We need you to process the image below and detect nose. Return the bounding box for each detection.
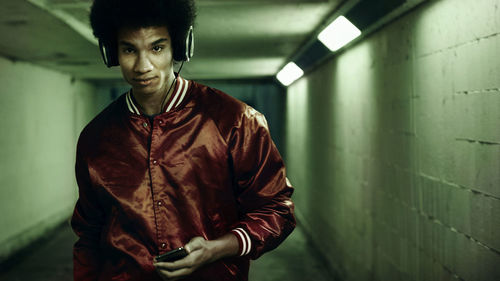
[133,52,153,73]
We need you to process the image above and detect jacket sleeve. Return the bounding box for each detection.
[228,108,296,259]
[71,143,104,281]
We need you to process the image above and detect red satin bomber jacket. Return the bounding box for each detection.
[71,77,296,281]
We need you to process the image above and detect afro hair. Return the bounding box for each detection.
[90,0,196,61]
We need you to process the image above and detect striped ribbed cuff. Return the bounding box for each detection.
[231,227,252,256]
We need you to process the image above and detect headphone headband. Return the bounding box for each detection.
[99,25,195,67]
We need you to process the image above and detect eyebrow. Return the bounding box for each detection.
[151,38,169,45]
[119,38,169,47]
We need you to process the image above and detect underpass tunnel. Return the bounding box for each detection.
[0,0,499,280]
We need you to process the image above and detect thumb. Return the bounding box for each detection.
[185,236,206,254]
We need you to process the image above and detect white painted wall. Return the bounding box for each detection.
[0,56,98,262]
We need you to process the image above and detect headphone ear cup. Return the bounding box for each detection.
[185,25,194,62]
[108,43,119,66]
[172,26,194,62]
[99,40,119,67]
[99,40,110,67]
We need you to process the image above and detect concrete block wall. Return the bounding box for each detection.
[0,56,98,262]
[284,0,500,280]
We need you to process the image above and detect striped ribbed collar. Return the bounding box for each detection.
[125,76,190,115]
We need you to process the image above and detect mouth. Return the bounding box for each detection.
[133,77,157,86]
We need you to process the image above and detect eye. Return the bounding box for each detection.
[122,47,135,54]
[152,45,163,52]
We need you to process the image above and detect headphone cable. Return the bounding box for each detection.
[159,60,185,112]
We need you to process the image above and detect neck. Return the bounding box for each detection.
[132,76,176,116]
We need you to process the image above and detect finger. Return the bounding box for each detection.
[155,267,172,281]
[155,266,183,281]
[154,250,198,270]
[158,267,194,279]
[154,255,194,271]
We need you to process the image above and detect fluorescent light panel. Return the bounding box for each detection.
[318,16,361,52]
[276,62,304,86]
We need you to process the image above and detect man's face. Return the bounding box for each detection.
[117,26,174,97]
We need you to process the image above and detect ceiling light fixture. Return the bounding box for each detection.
[276,62,304,86]
[317,15,361,52]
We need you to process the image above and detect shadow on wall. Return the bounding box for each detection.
[199,79,287,153]
[366,21,416,279]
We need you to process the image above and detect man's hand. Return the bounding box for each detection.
[154,233,239,280]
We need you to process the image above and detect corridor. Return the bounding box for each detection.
[1,0,499,280]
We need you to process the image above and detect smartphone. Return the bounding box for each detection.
[155,247,188,262]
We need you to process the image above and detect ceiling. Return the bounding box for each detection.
[0,0,343,81]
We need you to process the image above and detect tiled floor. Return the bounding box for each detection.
[0,221,334,281]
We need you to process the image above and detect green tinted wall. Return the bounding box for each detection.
[0,56,98,262]
[285,0,500,280]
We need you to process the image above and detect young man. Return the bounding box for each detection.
[71,0,296,280]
